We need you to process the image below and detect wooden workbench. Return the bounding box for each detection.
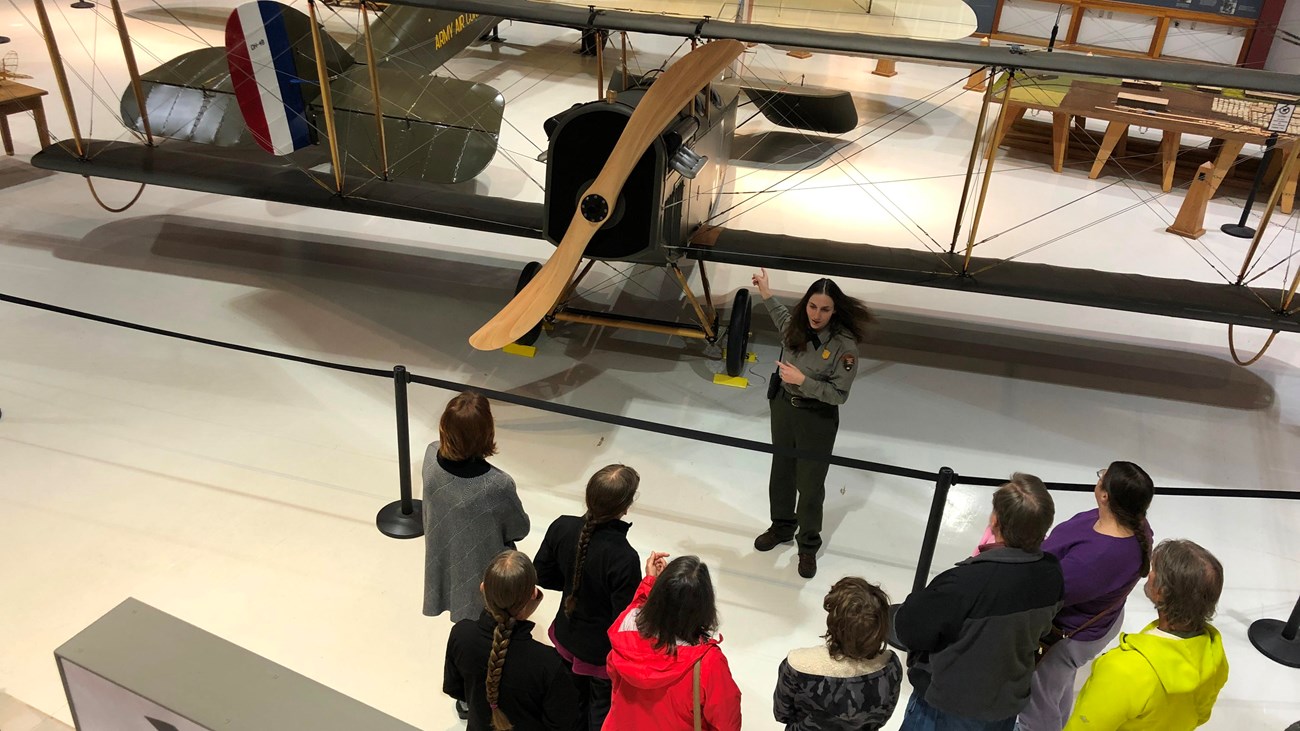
[987,73,1299,210]
[0,81,52,156]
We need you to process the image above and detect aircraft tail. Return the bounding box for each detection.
[225,0,353,156]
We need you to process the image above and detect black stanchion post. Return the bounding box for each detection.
[888,466,956,651]
[913,466,956,594]
[376,365,423,539]
[1248,593,1300,668]
[1221,132,1278,239]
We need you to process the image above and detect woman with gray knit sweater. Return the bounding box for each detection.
[422,391,531,623]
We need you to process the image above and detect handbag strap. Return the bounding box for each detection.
[1063,596,1126,638]
[693,657,703,731]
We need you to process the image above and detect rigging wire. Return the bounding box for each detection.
[962,81,1241,287]
[704,70,970,225]
[702,67,969,267]
[1243,209,1300,286]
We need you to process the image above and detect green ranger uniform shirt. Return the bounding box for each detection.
[766,298,859,406]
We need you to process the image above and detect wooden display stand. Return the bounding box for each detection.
[873,58,898,77]
[0,81,51,155]
[1167,161,1214,238]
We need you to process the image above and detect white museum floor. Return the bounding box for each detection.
[0,3,1298,729]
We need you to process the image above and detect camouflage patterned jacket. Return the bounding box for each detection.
[773,646,902,730]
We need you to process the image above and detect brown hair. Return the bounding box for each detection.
[439,391,498,462]
[566,464,640,616]
[482,550,538,731]
[992,473,1055,552]
[822,577,891,661]
[1101,461,1155,575]
[783,278,873,352]
[1149,539,1223,634]
[635,556,718,653]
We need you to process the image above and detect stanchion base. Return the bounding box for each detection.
[1248,618,1300,667]
[376,499,423,539]
[0,36,11,44]
[1221,223,1256,239]
[70,1,95,7]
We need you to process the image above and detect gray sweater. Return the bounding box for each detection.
[421,442,530,621]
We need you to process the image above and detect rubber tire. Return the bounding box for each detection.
[725,289,752,377]
[514,261,544,347]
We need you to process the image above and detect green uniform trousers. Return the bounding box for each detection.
[768,391,839,553]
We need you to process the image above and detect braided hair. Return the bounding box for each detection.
[1100,461,1155,575]
[783,278,873,352]
[482,550,539,731]
[566,464,640,616]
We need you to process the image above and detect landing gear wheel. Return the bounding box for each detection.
[514,261,544,347]
[725,288,751,377]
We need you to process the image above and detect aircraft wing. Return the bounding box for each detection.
[529,0,976,41]
[32,140,543,239]
[32,138,1300,335]
[684,228,1300,333]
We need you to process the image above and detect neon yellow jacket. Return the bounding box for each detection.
[1064,621,1228,731]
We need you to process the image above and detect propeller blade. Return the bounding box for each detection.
[469,39,744,351]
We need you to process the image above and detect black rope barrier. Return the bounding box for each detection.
[5,289,1300,501]
[0,292,391,378]
[404,371,937,480]
[7,289,1299,664]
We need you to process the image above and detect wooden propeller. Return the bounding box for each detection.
[469,39,745,351]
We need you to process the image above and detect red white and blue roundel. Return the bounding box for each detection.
[225,1,312,156]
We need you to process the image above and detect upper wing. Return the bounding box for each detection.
[528,0,977,40]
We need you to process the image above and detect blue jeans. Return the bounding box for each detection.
[901,693,1017,731]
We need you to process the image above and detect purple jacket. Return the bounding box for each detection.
[1042,509,1151,642]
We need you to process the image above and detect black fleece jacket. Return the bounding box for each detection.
[443,612,579,731]
[896,547,1063,721]
[533,515,641,666]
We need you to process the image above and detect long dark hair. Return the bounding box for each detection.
[482,550,537,731]
[1101,461,1155,575]
[634,556,718,653]
[566,464,639,616]
[783,278,873,352]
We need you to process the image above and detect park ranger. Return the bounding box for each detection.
[751,270,872,579]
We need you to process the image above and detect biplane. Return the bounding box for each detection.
[26,0,1300,374]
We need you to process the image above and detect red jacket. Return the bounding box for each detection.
[603,575,742,731]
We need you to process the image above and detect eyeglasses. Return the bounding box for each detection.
[1096,468,1106,479]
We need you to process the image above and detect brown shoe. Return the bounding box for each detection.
[798,551,817,579]
[754,528,794,552]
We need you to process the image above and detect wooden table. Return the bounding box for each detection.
[0,81,52,156]
[988,74,1299,209]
